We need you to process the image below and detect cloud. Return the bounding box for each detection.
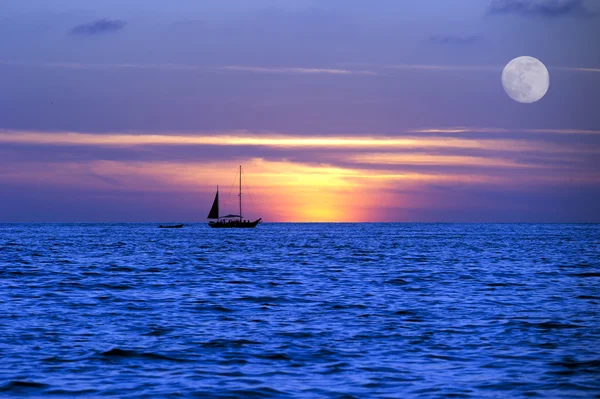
[0,60,376,75]
[555,67,600,73]
[488,0,594,17]
[349,62,600,74]
[409,127,600,135]
[350,153,539,169]
[1,127,597,222]
[0,128,594,154]
[0,60,200,71]
[426,34,481,45]
[384,64,500,72]
[69,19,127,36]
[217,66,377,76]
[3,59,599,76]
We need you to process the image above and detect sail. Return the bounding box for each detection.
[207,189,219,219]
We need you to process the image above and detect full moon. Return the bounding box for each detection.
[502,56,550,103]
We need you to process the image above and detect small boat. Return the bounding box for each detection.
[158,224,184,229]
[207,166,262,229]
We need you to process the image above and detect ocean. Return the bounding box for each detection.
[0,223,599,398]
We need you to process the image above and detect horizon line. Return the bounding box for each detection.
[1,221,598,224]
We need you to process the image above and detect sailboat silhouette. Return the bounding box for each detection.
[207,166,262,228]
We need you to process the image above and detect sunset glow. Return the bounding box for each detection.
[1,0,598,222]
[1,124,598,221]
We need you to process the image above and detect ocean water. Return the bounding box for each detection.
[0,223,599,398]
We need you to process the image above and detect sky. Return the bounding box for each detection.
[0,0,599,222]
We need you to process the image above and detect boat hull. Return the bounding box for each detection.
[159,224,184,228]
[208,218,261,229]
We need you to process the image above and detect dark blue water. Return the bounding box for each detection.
[1,223,599,398]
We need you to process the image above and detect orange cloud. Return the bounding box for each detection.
[0,129,574,154]
[0,157,514,221]
[2,128,598,221]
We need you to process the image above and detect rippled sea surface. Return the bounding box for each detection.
[1,223,599,398]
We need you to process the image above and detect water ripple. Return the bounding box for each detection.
[0,223,599,398]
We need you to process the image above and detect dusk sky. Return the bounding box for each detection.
[1,0,599,222]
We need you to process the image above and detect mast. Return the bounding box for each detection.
[239,165,242,221]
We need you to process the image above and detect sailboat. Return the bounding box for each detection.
[207,166,262,228]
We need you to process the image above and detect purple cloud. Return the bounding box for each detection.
[69,19,127,36]
[488,0,594,17]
